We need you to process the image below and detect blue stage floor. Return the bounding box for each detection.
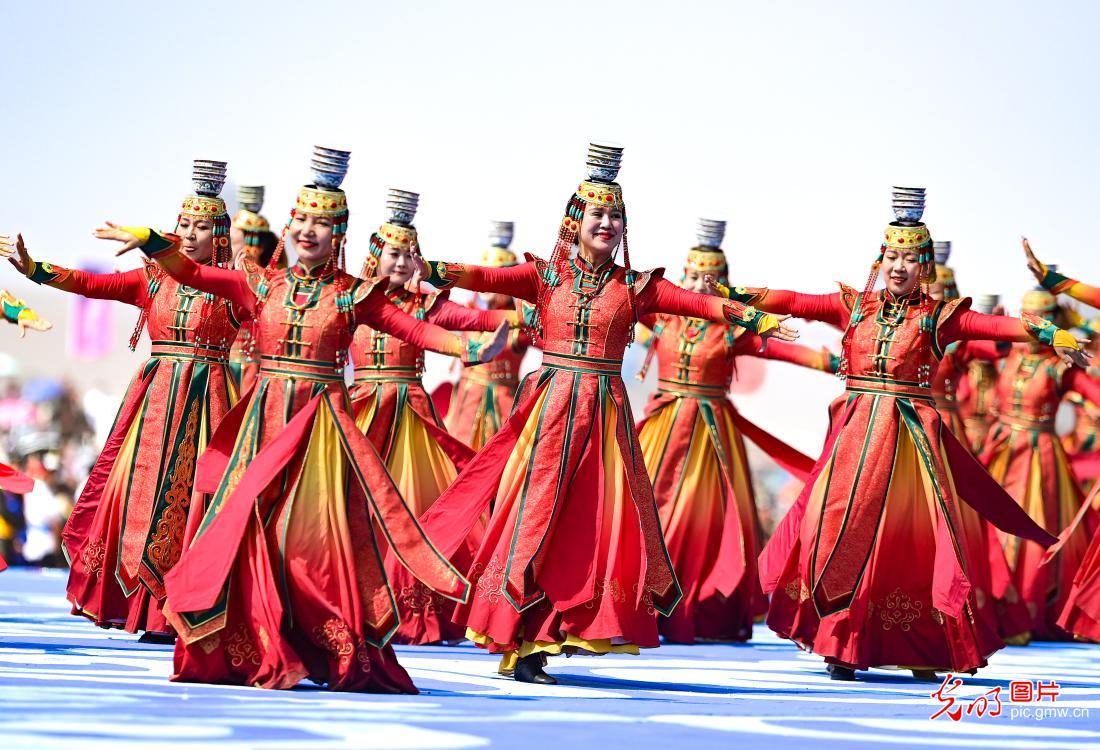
[2,567,1099,749]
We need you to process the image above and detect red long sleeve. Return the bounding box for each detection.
[427,260,541,302]
[357,286,462,357]
[642,278,761,329]
[426,299,513,332]
[1065,368,1100,405]
[31,264,150,307]
[938,310,1035,346]
[754,290,849,329]
[741,337,834,372]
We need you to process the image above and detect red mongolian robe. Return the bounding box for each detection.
[443,326,533,450]
[138,232,470,692]
[418,252,779,671]
[749,285,1058,672]
[348,287,513,644]
[933,341,1032,641]
[958,357,1000,454]
[24,256,239,633]
[979,346,1100,639]
[635,313,829,643]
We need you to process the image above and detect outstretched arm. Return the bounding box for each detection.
[642,278,798,340]
[421,258,541,302]
[707,277,850,328]
[116,226,257,317]
[739,336,839,373]
[356,285,508,365]
[2,232,149,306]
[940,309,1088,368]
[1023,237,1100,307]
[426,298,519,332]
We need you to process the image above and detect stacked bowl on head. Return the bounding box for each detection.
[311,146,351,189]
[974,294,1000,315]
[489,221,515,248]
[697,218,727,249]
[586,141,624,183]
[385,189,420,226]
[237,185,265,212]
[933,240,952,265]
[192,159,227,197]
[891,186,926,223]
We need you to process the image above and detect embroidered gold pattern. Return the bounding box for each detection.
[472,559,506,605]
[400,582,447,616]
[878,587,923,632]
[226,625,262,668]
[81,539,106,579]
[146,400,200,573]
[198,632,221,655]
[312,617,355,667]
[932,608,946,626]
[585,578,627,609]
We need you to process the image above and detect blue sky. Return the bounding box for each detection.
[3,1,1098,448]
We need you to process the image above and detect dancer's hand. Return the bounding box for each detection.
[460,322,509,365]
[0,234,33,275]
[408,245,429,284]
[704,274,729,298]
[93,222,143,256]
[992,303,1006,317]
[1056,343,1092,369]
[16,310,52,337]
[762,314,799,343]
[1022,236,1046,283]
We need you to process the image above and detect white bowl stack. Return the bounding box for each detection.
[891,186,926,223]
[696,218,727,249]
[237,185,265,212]
[933,240,952,265]
[489,221,515,248]
[192,159,228,197]
[311,146,351,190]
[585,141,624,183]
[385,188,420,226]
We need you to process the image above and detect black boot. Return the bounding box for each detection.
[514,654,557,685]
[827,664,856,681]
[138,632,176,645]
[911,669,939,682]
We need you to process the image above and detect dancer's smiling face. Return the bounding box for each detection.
[289,212,335,266]
[377,242,416,288]
[176,214,215,263]
[578,203,624,261]
[880,247,926,297]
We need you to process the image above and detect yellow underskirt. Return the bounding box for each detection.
[466,628,641,675]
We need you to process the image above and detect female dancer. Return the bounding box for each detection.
[636,218,835,644]
[1,162,240,641]
[1018,240,1100,641]
[929,264,1031,643]
[98,147,508,692]
[728,189,1084,680]
[416,143,798,684]
[958,295,1003,453]
[442,221,534,450]
[977,286,1100,639]
[350,191,517,645]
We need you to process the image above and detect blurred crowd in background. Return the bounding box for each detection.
[0,369,107,568]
